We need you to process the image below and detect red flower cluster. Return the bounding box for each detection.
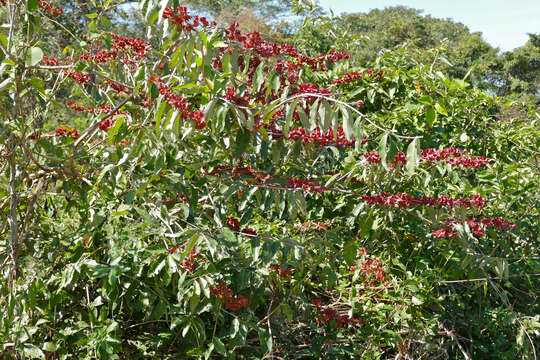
[433,217,516,238]
[362,193,485,209]
[269,264,292,277]
[312,300,362,328]
[38,0,63,16]
[332,70,385,85]
[66,70,91,85]
[296,220,332,232]
[288,126,355,147]
[210,282,248,311]
[163,6,213,32]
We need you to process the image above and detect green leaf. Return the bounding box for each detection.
[234,129,251,157]
[23,344,44,359]
[434,103,448,116]
[341,105,353,140]
[405,138,420,176]
[107,116,125,145]
[378,133,389,167]
[26,47,44,66]
[0,34,7,48]
[253,63,265,92]
[417,95,433,105]
[213,338,226,355]
[27,0,38,12]
[86,13,99,19]
[425,107,436,127]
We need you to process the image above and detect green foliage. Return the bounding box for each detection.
[0,1,538,359]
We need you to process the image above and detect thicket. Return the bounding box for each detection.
[0,1,538,359]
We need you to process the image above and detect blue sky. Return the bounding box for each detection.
[316,0,540,51]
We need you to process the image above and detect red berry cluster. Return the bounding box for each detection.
[210,282,248,311]
[162,6,213,32]
[38,0,63,16]
[432,228,456,239]
[433,217,516,238]
[363,149,491,169]
[296,220,332,232]
[67,101,127,118]
[269,264,292,277]
[225,216,259,236]
[66,70,91,85]
[105,79,131,95]
[170,245,199,273]
[421,148,466,162]
[159,192,188,205]
[332,70,385,85]
[350,248,386,283]
[285,177,326,193]
[55,125,79,139]
[110,34,151,62]
[98,119,115,132]
[225,87,250,107]
[446,156,492,167]
[79,50,117,63]
[363,152,381,164]
[361,193,485,209]
[150,77,205,129]
[189,110,206,129]
[288,126,355,147]
[312,300,362,328]
[42,56,60,66]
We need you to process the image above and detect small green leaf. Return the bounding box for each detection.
[378,133,389,167]
[213,338,226,355]
[405,138,420,176]
[425,107,436,127]
[86,13,99,19]
[417,95,433,105]
[26,47,44,66]
[27,0,38,12]
[341,105,353,140]
[435,103,448,116]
